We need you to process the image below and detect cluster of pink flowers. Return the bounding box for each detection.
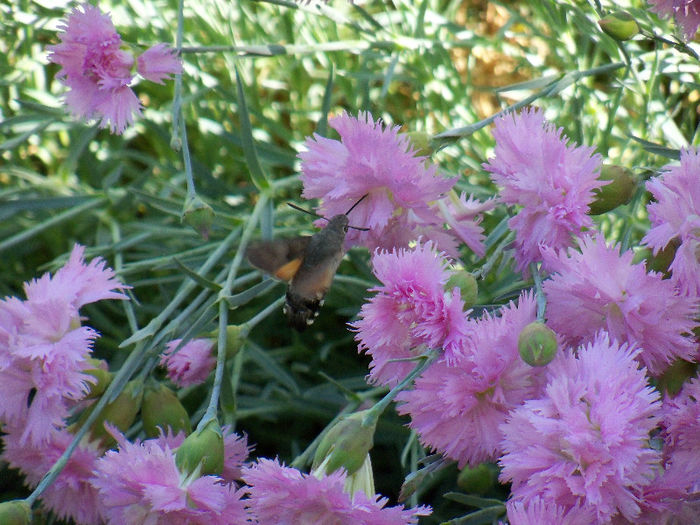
[299,111,494,257]
[47,3,182,134]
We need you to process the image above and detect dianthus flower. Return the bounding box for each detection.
[47,3,181,134]
[0,244,128,444]
[499,332,663,523]
[397,291,547,467]
[648,0,700,40]
[351,242,470,386]
[2,426,104,525]
[504,498,594,525]
[299,112,490,255]
[242,458,430,524]
[542,234,698,375]
[160,337,216,387]
[91,430,249,525]
[483,107,604,273]
[642,147,700,297]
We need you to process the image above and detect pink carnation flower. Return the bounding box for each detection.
[351,242,470,386]
[91,431,249,524]
[642,147,700,297]
[542,234,698,375]
[299,112,470,254]
[483,107,604,273]
[648,0,700,40]
[504,498,594,525]
[499,332,663,523]
[660,376,700,492]
[242,458,430,524]
[47,3,181,134]
[397,291,547,467]
[160,338,217,387]
[2,427,104,525]
[0,244,128,444]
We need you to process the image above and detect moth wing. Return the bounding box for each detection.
[246,237,311,282]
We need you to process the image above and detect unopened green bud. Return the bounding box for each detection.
[404,131,433,157]
[446,271,478,308]
[312,410,377,476]
[83,359,113,399]
[598,11,639,41]
[0,500,31,525]
[83,380,143,446]
[142,383,192,438]
[182,194,214,240]
[175,419,224,476]
[225,325,245,358]
[457,463,498,494]
[518,322,558,367]
[589,165,636,215]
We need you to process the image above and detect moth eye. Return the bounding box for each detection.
[343,224,349,233]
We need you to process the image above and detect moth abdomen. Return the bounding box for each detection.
[284,291,322,331]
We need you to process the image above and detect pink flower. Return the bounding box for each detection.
[160,338,216,387]
[499,332,663,523]
[648,0,700,40]
[351,242,470,386]
[435,192,496,257]
[137,43,182,84]
[0,244,128,444]
[242,458,430,524]
[642,147,700,297]
[222,429,252,483]
[542,234,698,375]
[299,112,469,254]
[504,498,594,525]
[2,427,104,525]
[91,431,249,525]
[47,3,181,134]
[483,107,604,273]
[397,291,547,467]
[661,376,700,490]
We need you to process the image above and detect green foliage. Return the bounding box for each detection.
[1,0,698,523]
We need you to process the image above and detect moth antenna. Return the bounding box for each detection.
[348,225,370,231]
[287,202,329,221]
[344,193,368,216]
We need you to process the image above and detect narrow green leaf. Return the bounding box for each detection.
[173,257,223,292]
[235,66,270,190]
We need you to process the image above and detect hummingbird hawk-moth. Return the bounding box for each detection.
[246,195,367,331]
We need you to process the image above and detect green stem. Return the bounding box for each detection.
[362,348,439,427]
[199,193,270,429]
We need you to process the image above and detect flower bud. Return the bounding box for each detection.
[175,419,224,476]
[312,410,377,477]
[518,322,558,367]
[589,165,636,215]
[446,270,478,308]
[598,11,639,41]
[141,383,192,438]
[83,359,113,399]
[225,325,245,358]
[0,500,31,525]
[82,380,143,446]
[457,463,497,494]
[182,194,214,240]
[404,131,433,157]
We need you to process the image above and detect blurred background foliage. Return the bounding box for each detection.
[0,0,698,522]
